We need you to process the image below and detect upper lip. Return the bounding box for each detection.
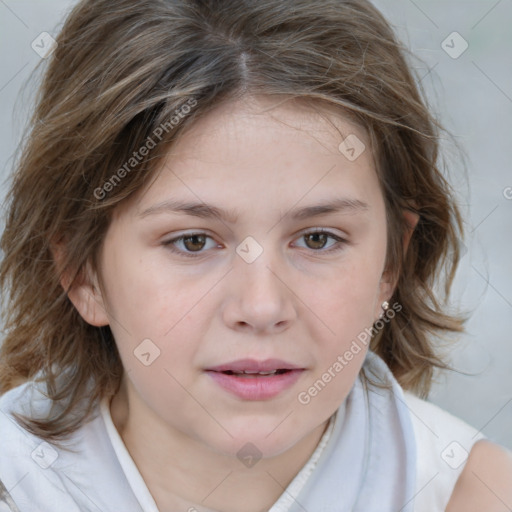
[205,358,304,373]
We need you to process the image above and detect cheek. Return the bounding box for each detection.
[295,250,384,402]
[294,272,377,414]
[99,253,207,388]
[101,247,200,335]
[312,257,383,335]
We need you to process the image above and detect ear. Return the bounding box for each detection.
[376,208,420,317]
[402,208,419,256]
[51,241,110,327]
[377,269,395,317]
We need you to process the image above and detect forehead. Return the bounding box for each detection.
[123,95,382,221]
[172,94,370,164]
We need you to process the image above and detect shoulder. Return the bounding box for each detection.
[446,439,512,512]
[0,382,119,511]
[401,391,488,512]
[0,382,51,506]
[0,379,104,460]
[0,380,37,442]
[0,379,54,433]
[0,381,56,470]
[402,391,481,437]
[402,391,485,459]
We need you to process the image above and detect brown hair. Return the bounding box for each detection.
[0,0,464,441]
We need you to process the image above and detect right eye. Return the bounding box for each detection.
[162,232,221,258]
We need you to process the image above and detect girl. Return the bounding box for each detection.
[0,0,511,511]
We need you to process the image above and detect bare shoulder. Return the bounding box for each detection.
[446,439,512,512]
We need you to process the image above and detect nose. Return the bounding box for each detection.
[221,250,297,335]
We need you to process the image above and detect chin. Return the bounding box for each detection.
[203,424,302,462]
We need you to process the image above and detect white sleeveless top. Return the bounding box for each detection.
[0,351,485,512]
[403,391,486,511]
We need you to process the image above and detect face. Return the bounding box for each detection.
[77,95,392,459]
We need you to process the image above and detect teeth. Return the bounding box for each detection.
[232,370,278,375]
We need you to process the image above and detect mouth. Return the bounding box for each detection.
[205,358,303,374]
[218,368,293,377]
[205,359,305,400]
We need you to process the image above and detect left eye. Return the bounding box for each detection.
[293,229,346,252]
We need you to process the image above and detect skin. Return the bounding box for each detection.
[65,95,512,511]
[446,440,512,511]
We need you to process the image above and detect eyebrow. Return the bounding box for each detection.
[138,197,369,223]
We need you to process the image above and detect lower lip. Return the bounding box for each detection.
[205,370,304,400]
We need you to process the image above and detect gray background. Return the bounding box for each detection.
[1,1,511,449]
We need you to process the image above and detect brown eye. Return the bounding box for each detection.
[294,229,347,254]
[182,234,207,252]
[304,232,329,250]
[163,232,218,258]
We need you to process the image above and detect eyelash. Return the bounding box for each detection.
[162,229,348,258]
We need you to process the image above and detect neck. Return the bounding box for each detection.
[110,378,331,512]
